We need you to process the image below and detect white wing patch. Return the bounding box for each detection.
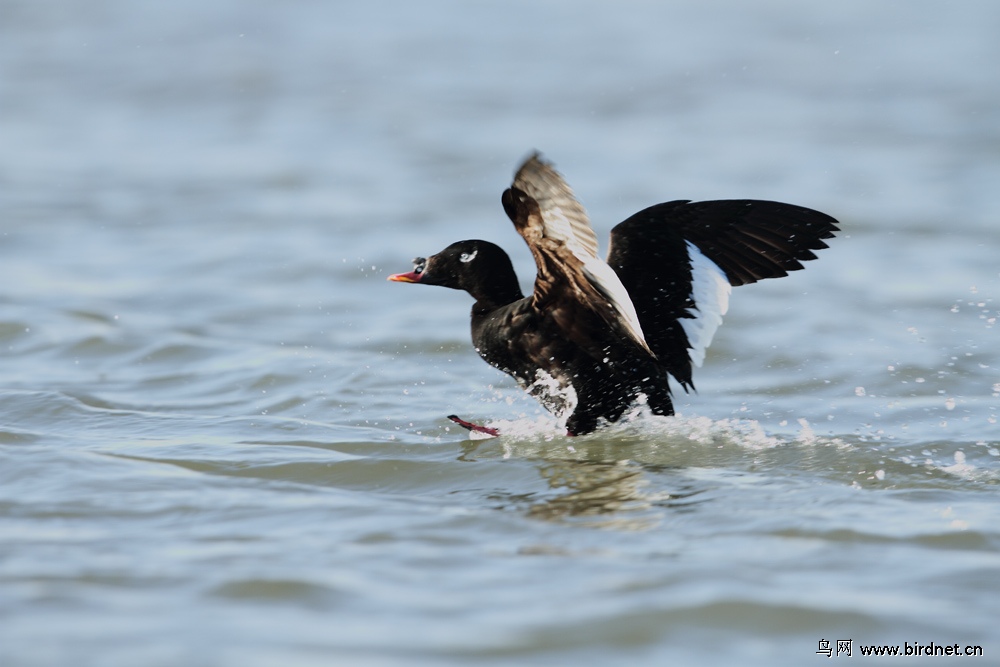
[680,241,731,367]
[581,255,649,353]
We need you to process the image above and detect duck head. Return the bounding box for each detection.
[388,240,523,305]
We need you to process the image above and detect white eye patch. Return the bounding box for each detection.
[459,249,478,263]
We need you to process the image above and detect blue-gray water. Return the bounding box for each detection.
[2,1,998,665]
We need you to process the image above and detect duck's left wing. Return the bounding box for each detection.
[504,152,599,261]
[501,153,650,356]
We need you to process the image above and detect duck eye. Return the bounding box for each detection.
[459,249,478,263]
[413,257,426,274]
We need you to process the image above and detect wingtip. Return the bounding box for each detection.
[517,149,549,173]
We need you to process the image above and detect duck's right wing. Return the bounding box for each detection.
[607,199,839,390]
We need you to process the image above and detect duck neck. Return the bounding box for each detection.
[471,282,524,315]
[465,259,524,313]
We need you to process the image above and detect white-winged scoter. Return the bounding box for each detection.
[389,153,838,436]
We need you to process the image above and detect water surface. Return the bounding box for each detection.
[1,1,998,665]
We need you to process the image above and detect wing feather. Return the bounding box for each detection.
[607,198,838,388]
[509,152,599,261]
[501,154,651,357]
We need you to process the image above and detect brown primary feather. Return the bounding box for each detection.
[502,156,655,359]
[509,153,600,260]
[503,187,638,362]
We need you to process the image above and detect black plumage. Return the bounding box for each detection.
[389,153,838,435]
